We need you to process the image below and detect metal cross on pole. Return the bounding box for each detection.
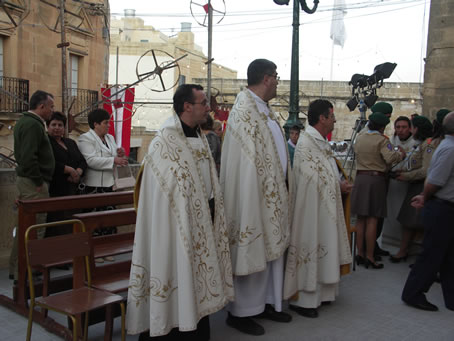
[273,0,319,138]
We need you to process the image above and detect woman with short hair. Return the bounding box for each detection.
[351,112,405,269]
[77,109,128,260]
[46,111,87,236]
[390,116,436,262]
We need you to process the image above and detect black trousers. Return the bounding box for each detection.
[401,199,454,309]
[138,316,210,341]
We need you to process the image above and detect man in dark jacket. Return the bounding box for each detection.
[9,90,55,279]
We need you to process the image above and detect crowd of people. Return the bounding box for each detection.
[11,59,454,340]
[127,58,454,340]
[10,91,129,277]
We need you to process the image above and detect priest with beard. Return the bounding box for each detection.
[284,99,352,318]
[221,59,293,335]
[127,84,234,340]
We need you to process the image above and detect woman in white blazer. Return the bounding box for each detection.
[77,109,128,250]
[77,108,128,191]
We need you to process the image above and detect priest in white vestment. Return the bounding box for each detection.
[284,99,352,318]
[221,59,293,336]
[127,84,234,340]
[383,116,417,252]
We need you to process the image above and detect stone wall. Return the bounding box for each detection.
[0,170,17,268]
[195,78,423,141]
[422,0,454,118]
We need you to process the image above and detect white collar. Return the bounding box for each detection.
[247,88,267,106]
[306,125,327,142]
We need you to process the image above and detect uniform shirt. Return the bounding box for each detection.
[426,135,454,203]
[399,139,436,182]
[354,130,403,172]
[390,135,417,171]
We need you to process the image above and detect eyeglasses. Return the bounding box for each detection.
[268,74,280,81]
[188,100,209,106]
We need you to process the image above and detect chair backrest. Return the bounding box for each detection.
[27,232,91,267]
[25,219,88,268]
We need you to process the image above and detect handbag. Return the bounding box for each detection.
[113,164,136,191]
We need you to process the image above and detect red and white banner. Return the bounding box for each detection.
[101,86,135,156]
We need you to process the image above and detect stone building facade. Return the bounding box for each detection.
[195,77,423,142]
[422,0,454,118]
[0,0,110,266]
[0,0,110,151]
[109,10,237,129]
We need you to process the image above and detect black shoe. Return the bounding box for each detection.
[374,254,382,262]
[226,313,265,335]
[435,273,441,283]
[289,304,318,318]
[321,301,331,306]
[255,304,292,323]
[365,258,384,269]
[355,255,365,265]
[404,299,438,312]
[375,247,390,256]
[389,254,408,263]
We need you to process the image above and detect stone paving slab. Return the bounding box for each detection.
[1,253,453,340]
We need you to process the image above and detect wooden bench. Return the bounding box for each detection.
[0,191,134,341]
[73,208,136,294]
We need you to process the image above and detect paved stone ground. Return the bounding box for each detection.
[1,250,453,340]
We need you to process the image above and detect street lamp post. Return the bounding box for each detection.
[273,0,319,138]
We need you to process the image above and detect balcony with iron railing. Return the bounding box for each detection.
[67,88,99,122]
[0,76,29,114]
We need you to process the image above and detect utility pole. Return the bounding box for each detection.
[273,0,319,138]
[57,0,69,136]
[207,0,213,101]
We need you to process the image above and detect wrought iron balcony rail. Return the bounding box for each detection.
[0,76,29,114]
[68,88,99,121]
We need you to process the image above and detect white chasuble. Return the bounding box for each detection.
[221,89,293,276]
[283,126,352,304]
[127,114,234,336]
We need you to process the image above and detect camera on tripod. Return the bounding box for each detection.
[346,62,397,112]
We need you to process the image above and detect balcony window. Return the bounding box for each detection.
[69,54,79,97]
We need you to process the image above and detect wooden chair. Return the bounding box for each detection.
[25,219,126,341]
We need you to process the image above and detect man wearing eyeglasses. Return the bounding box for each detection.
[128,84,234,340]
[221,59,293,335]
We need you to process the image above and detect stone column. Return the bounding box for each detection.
[423,0,454,118]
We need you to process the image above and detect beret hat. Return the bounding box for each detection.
[411,115,433,136]
[371,102,393,115]
[436,109,451,124]
[369,112,390,126]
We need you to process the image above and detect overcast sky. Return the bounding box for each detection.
[109,0,430,83]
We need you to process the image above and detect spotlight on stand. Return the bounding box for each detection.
[347,96,359,112]
[373,62,397,80]
[346,62,397,112]
[349,74,369,89]
[364,91,378,108]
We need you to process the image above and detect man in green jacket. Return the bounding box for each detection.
[9,90,55,279]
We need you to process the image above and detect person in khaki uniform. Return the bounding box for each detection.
[389,116,434,262]
[351,112,405,269]
[359,102,395,259]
